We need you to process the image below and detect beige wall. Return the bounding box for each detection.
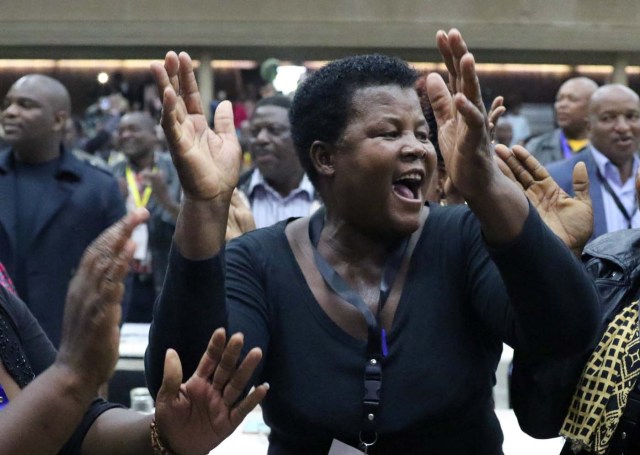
[1,0,639,64]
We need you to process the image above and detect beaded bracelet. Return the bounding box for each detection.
[150,417,177,455]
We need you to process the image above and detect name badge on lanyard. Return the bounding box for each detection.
[328,439,365,455]
[131,223,149,260]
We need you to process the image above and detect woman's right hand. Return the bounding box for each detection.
[56,208,149,392]
[151,51,241,203]
[155,328,268,455]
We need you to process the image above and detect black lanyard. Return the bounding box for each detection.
[596,168,637,229]
[308,209,408,451]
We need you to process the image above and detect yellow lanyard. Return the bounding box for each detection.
[125,166,155,208]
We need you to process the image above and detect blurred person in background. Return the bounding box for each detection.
[237,95,320,228]
[526,77,598,165]
[502,92,531,146]
[111,111,181,322]
[494,118,514,148]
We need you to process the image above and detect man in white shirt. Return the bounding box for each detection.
[548,84,640,240]
[237,95,318,229]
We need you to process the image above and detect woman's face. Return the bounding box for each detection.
[331,85,436,236]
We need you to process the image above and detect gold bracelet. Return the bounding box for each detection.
[150,417,177,455]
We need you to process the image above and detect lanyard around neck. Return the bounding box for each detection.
[0,384,8,410]
[560,131,573,159]
[125,166,155,208]
[596,167,637,229]
[307,208,409,448]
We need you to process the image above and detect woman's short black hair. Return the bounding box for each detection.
[290,54,419,184]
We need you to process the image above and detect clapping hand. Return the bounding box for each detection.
[57,208,149,391]
[432,94,504,206]
[426,29,498,201]
[151,52,241,203]
[426,29,529,243]
[155,328,268,455]
[140,169,169,200]
[226,189,256,241]
[495,144,593,254]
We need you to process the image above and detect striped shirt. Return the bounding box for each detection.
[245,170,318,229]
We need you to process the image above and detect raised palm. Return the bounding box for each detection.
[496,144,593,254]
[426,29,496,199]
[151,52,240,202]
[155,329,268,454]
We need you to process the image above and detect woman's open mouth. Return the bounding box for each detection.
[392,172,423,200]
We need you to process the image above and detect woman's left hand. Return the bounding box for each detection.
[426,28,497,201]
[426,28,529,243]
[154,328,268,455]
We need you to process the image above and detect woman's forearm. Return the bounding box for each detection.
[489,208,599,356]
[0,364,95,455]
[466,173,530,246]
[174,197,231,259]
[81,408,153,455]
[145,246,228,397]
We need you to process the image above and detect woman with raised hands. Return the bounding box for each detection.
[146,29,599,454]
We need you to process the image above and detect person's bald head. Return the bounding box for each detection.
[588,84,640,168]
[589,84,640,114]
[554,77,598,138]
[1,74,72,161]
[11,75,71,115]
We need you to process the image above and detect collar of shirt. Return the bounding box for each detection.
[247,169,315,202]
[590,146,639,189]
[591,146,640,232]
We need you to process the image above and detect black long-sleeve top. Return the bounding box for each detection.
[146,204,599,454]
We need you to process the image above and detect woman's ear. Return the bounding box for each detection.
[310,140,335,178]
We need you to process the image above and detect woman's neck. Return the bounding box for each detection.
[317,217,406,272]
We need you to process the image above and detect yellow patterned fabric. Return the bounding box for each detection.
[561,300,640,454]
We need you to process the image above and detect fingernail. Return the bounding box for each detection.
[262,382,270,390]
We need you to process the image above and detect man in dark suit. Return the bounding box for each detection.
[548,84,640,241]
[525,77,598,165]
[0,74,125,346]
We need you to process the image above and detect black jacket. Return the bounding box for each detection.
[513,229,640,454]
[0,146,125,346]
[563,230,640,454]
[582,229,640,318]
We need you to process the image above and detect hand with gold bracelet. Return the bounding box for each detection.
[0,208,266,455]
